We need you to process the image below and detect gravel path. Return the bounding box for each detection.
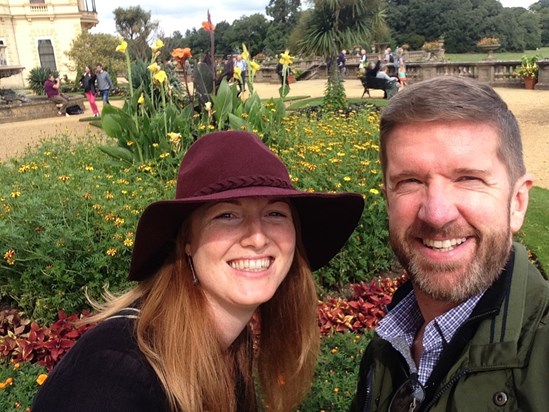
[1,80,547,189]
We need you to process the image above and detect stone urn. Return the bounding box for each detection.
[479,44,500,60]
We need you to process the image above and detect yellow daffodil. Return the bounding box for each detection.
[233,66,242,81]
[137,93,145,104]
[148,62,160,73]
[204,101,212,113]
[115,41,128,53]
[250,61,261,74]
[279,50,294,66]
[153,70,167,84]
[241,43,250,61]
[151,39,164,53]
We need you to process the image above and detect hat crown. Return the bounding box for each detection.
[176,131,294,199]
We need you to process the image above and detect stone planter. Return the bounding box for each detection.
[479,44,500,60]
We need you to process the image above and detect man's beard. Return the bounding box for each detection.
[390,220,512,303]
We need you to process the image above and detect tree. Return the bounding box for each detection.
[113,6,159,61]
[292,0,387,110]
[265,0,302,52]
[223,14,269,56]
[65,32,125,79]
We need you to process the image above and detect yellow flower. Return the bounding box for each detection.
[36,374,48,385]
[204,101,212,113]
[137,93,145,104]
[233,66,242,81]
[279,50,294,66]
[241,43,250,61]
[153,70,167,84]
[167,132,181,144]
[148,62,160,73]
[115,40,128,53]
[106,248,117,257]
[151,39,164,52]
[4,249,16,265]
[369,188,380,195]
[250,61,261,74]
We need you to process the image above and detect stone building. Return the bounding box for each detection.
[0,0,98,88]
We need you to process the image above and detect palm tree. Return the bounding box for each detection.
[293,0,388,109]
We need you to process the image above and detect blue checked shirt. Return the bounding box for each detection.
[376,290,483,385]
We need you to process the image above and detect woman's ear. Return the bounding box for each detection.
[510,173,534,233]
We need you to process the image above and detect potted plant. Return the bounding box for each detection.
[513,55,539,89]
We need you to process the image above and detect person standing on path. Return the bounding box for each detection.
[95,63,113,105]
[79,65,100,117]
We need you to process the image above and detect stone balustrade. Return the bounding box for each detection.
[253,57,549,90]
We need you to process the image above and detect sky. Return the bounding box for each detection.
[90,0,538,37]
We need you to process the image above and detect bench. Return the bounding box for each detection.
[359,76,398,99]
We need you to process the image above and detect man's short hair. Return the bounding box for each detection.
[379,76,525,183]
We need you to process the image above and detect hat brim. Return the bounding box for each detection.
[128,186,364,281]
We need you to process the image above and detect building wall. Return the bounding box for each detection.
[0,0,97,89]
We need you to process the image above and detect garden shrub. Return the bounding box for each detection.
[298,331,372,411]
[0,361,47,411]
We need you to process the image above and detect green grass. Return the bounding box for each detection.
[520,186,549,275]
[445,47,549,62]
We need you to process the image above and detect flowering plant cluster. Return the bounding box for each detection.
[513,55,539,79]
[476,37,500,47]
[421,39,444,51]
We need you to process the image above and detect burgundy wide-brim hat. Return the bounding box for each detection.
[128,130,364,281]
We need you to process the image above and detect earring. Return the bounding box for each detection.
[187,255,199,286]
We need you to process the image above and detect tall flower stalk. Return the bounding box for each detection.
[116,39,133,98]
[202,10,216,94]
[278,50,294,98]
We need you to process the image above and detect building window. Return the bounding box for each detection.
[38,39,56,71]
[0,39,7,66]
[30,0,46,4]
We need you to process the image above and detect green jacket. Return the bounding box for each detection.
[350,243,549,411]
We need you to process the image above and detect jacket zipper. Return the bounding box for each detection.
[422,368,469,411]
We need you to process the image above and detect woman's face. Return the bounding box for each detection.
[85,66,90,73]
[186,197,296,319]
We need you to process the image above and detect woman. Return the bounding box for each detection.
[397,48,408,88]
[79,65,99,117]
[32,130,365,412]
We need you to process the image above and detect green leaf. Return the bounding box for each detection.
[97,146,134,164]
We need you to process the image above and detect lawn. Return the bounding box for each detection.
[445,47,549,62]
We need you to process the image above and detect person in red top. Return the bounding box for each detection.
[44,74,70,116]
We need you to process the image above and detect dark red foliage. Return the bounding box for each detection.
[317,274,408,336]
[0,309,94,371]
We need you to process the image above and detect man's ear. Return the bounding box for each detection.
[510,173,534,233]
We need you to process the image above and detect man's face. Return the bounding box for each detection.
[383,121,531,302]
[96,65,101,72]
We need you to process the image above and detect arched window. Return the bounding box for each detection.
[38,39,56,70]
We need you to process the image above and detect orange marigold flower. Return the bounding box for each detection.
[36,374,48,385]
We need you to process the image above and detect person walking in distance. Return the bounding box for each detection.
[95,63,113,105]
[79,65,100,117]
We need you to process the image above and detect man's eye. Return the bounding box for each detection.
[457,176,482,182]
[214,212,234,219]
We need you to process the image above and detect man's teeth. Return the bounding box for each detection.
[229,258,272,271]
[423,238,467,251]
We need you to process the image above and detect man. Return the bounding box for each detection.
[337,49,347,78]
[350,76,548,411]
[44,74,70,116]
[95,63,113,104]
[375,64,400,99]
